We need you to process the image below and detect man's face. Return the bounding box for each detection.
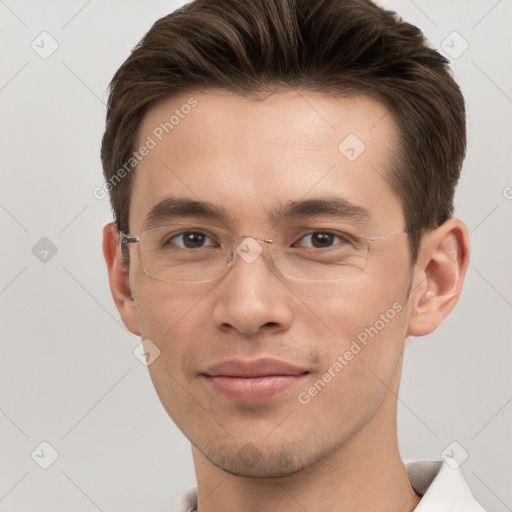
[126,89,413,477]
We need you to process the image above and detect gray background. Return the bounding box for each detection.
[0,0,510,510]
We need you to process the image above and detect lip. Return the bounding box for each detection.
[201,358,309,403]
[203,357,309,377]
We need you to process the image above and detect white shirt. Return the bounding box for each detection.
[170,460,486,512]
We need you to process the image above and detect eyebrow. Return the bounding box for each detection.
[144,195,372,229]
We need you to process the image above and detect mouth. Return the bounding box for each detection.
[201,357,310,403]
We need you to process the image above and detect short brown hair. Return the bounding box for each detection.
[101,0,466,263]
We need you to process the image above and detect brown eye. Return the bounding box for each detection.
[309,232,335,248]
[168,231,215,249]
[295,231,352,249]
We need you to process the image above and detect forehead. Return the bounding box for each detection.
[129,89,403,233]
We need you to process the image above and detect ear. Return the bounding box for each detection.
[102,222,141,336]
[406,218,470,336]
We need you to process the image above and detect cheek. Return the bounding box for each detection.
[132,278,226,383]
[132,282,213,420]
[292,271,409,388]
[289,263,409,337]
[293,282,408,436]
[135,279,211,333]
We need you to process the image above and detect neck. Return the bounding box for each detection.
[191,363,421,512]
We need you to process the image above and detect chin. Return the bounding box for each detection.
[197,438,325,479]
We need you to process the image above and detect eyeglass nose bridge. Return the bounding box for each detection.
[236,233,273,244]
[224,233,274,267]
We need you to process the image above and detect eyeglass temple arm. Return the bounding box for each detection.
[118,232,139,250]
[366,231,408,243]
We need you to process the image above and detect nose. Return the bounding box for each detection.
[212,237,294,335]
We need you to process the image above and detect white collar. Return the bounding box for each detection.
[405,460,486,511]
[170,460,486,512]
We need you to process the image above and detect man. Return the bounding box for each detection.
[101,0,485,510]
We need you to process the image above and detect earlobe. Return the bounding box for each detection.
[102,222,141,335]
[406,218,470,337]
